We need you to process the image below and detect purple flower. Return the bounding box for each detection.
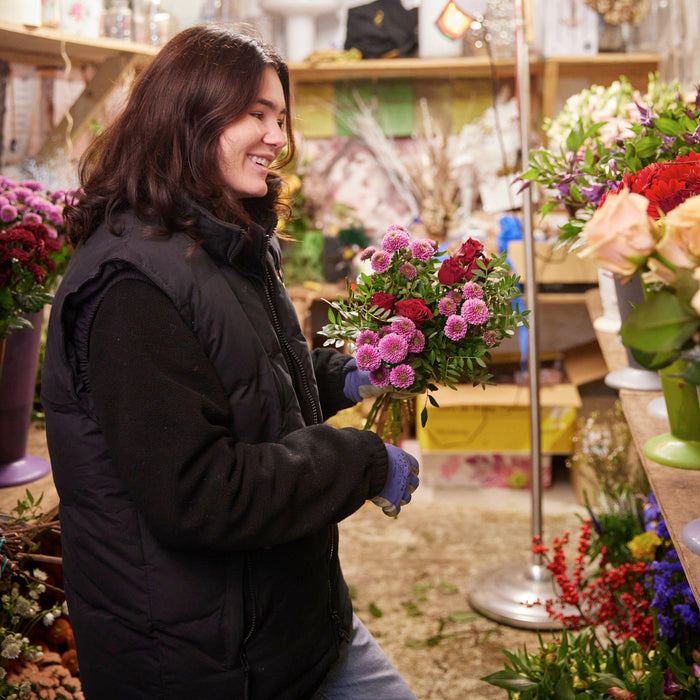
[399,262,417,280]
[47,205,64,226]
[461,281,484,300]
[390,317,416,339]
[357,329,379,346]
[437,295,459,316]
[369,366,391,387]
[370,251,391,273]
[444,315,467,341]
[482,330,497,347]
[21,179,43,191]
[408,330,425,353]
[462,298,489,325]
[13,186,32,202]
[378,333,408,364]
[0,204,17,222]
[389,363,415,389]
[664,669,683,694]
[382,225,410,253]
[360,246,376,261]
[409,238,435,262]
[356,344,382,372]
[692,663,700,680]
[22,212,42,225]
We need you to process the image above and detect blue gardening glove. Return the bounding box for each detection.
[342,359,415,403]
[372,444,420,517]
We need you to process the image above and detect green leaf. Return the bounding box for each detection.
[420,407,428,427]
[481,669,538,691]
[369,602,383,618]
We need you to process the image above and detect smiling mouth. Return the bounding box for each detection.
[249,155,271,168]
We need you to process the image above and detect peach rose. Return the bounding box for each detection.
[657,194,700,270]
[692,267,700,316]
[579,188,657,276]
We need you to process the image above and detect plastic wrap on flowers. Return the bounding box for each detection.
[319,225,529,444]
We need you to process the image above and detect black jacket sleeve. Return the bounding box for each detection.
[87,278,388,554]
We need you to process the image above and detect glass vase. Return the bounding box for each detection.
[644,359,700,469]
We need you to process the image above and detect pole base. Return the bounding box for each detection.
[643,434,700,469]
[0,455,51,488]
[468,561,564,630]
[605,367,662,391]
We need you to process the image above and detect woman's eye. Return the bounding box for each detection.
[277,120,285,129]
[251,112,263,120]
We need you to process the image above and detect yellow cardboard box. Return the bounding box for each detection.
[416,383,581,453]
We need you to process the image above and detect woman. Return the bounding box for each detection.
[41,24,419,700]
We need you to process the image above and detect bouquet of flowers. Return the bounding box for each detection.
[578,153,700,385]
[0,177,72,339]
[319,225,528,442]
[519,75,697,249]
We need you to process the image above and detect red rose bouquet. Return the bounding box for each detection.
[320,225,528,442]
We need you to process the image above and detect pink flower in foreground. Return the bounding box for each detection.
[444,315,467,341]
[378,333,408,364]
[356,344,381,372]
[462,298,489,325]
[370,250,391,273]
[462,281,484,300]
[399,262,417,280]
[0,204,17,222]
[360,246,376,261]
[369,366,391,387]
[390,317,416,339]
[389,363,415,389]
[22,212,42,225]
[408,330,425,353]
[382,225,410,253]
[409,238,436,262]
[482,330,498,347]
[357,329,379,346]
[437,295,459,316]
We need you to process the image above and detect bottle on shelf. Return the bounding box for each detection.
[103,0,133,40]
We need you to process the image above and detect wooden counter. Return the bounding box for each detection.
[586,289,700,605]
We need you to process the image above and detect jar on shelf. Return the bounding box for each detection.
[103,0,133,40]
[133,0,171,46]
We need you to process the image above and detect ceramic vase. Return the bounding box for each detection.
[0,310,51,487]
[643,359,700,469]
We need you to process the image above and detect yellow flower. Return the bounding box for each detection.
[627,531,662,560]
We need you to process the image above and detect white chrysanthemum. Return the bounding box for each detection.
[32,569,48,581]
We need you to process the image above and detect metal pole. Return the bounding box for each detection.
[466,0,560,629]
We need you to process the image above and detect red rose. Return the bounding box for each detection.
[369,292,396,313]
[438,257,469,285]
[464,255,490,281]
[454,238,484,266]
[395,298,433,326]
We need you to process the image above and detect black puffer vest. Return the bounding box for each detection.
[41,208,353,699]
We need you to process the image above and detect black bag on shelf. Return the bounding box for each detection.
[344,0,418,59]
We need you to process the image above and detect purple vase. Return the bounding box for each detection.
[0,310,51,487]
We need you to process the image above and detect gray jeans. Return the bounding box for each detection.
[312,614,418,700]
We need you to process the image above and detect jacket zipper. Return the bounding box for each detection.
[241,555,255,700]
[260,235,321,426]
[328,526,350,644]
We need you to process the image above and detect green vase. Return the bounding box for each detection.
[644,360,700,469]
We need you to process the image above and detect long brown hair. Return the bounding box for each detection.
[65,24,296,246]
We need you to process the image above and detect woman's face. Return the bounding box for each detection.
[218,67,288,201]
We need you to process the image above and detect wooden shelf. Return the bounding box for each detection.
[586,288,700,607]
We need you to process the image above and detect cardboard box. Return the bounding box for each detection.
[416,383,581,454]
[507,241,599,284]
[421,451,552,490]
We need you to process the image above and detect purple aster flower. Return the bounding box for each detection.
[580,183,605,206]
[657,613,674,639]
[461,281,484,300]
[360,246,376,261]
[389,363,415,389]
[378,333,408,364]
[437,295,459,316]
[0,176,14,187]
[22,212,42,225]
[390,317,416,339]
[377,325,392,338]
[357,329,379,346]
[408,330,425,353]
[444,315,467,341]
[0,204,17,222]
[634,101,655,128]
[382,225,410,253]
[462,298,489,325]
[3,189,17,202]
[369,366,391,387]
[0,196,7,207]
[370,250,391,273]
[21,179,43,191]
[47,205,64,226]
[13,186,32,202]
[356,344,382,372]
[482,330,497,347]
[674,603,699,628]
[399,262,417,280]
[409,238,435,262]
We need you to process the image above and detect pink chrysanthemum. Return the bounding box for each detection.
[437,295,459,316]
[444,315,467,341]
[390,317,416,339]
[378,332,409,364]
[462,298,489,325]
[0,204,17,222]
[409,238,435,263]
[22,212,42,225]
[462,281,484,300]
[483,330,498,347]
[408,330,425,353]
[377,325,392,338]
[357,329,379,346]
[369,366,391,387]
[360,246,376,261]
[399,262,417,280]
[370,250,391,273]
[356,344,382,372]
[389,363,415,389]
[382,225,410,253]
